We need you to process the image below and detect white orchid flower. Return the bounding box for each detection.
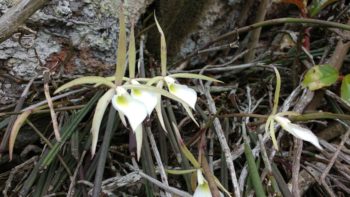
[164,76,197,109]
[193,170,212,197]
[111,86,147,131]
[273,115,323,150]
[135,124,143,160]
[130,80,158,115]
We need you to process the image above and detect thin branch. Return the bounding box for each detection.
[321,128,350,181]
[146,127,172,197]
[43,71,61,142]
[138,170,192,197]
[204,83,241,197]
[176,17,350,65]
[0,78,34,155]
[244,0,269,62]
[0,0,47,43]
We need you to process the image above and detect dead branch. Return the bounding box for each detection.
[0,0,47,43]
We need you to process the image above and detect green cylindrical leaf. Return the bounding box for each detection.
[244,142,266,197]
[55,76,115,94]
[154,13,167,76]
[129,23,136,78]
[341,74,350,103]
[116,9,127,85]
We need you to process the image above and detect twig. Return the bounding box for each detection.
[321,128,350,182]
[0,0,47,43]
[291,89,315,197]
[43,71,61,141]
[204,82,241,197]
[199,135,220,197]
[23,88,88,111]
[0,78,34,156]
[176,17,350,65]
[102,172,141,191]
[244,0,269,62]
[171,62,260,73]
[327,19,350,69]
[292,138,303,197]
[138,170,192,197]
[258,134,281,195]
[67,151,87,197]
[3,156,38,197]
[325,90,350,112]
[146,127,171,197]
[0,105,85,116]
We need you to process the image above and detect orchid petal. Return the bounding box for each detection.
[112,87,147,131]
[155,81,167,132]
[197,169,205,185]
[135,124,143,161]
[274,116,323,150]
[118,111,127,127]
[130,80,158,115]
[194,170,212,197]
[91,88,114,157]
[164,76,197,109]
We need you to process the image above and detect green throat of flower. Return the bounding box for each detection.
[116,95,128,106]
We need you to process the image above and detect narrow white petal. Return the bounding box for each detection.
[274,116,323,150]
[111,88,148,131]
[91,88,114,157]
[168,83,197,109]
[118,111,127,127]
[197,169,205,185]
[155,81,167,132]
[135,124,143,161]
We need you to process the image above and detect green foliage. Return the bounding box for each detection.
[41,91,103,168]
[244,142,266,197]
[341,74,350,103]
[302,64,339,90]
[310,0,338,17]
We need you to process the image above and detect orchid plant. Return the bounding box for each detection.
[54,10,220,160]
[265,67,322,150]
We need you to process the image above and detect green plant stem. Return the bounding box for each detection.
[115,8,127,86]
[290,112,350,121]
[0,105,86,116]
[177,17,350,65]
[272,67,281,115]
[92,106,117,197]
[128,23,136,79]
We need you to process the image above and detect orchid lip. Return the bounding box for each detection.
[111,87,148,131]
[274,115,323,150]
[164,77,197,109]
[130,80,158,115]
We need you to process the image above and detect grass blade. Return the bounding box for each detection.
[41,91,103,167]
[244,142,266,197]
